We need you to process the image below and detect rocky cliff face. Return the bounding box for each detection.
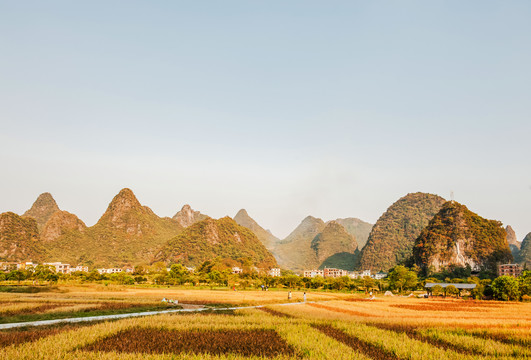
[40,210,87,242]
[234,209,279,250]
[413,201,512,273]
[517,233,531,265]
[505,225,521,260]
[0,212,42,262]
[172,204,208,228]
[155,217,277,268]
[360,192,446,271]
[23,193,60,230]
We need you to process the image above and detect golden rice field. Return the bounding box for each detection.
[0,286,530,359]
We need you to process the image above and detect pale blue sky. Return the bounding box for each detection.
[1,1,530,239]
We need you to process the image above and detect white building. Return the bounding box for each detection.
[16,262,36,270]
[97,268,123,274]
[268,268,281,277]
[71,265,89,273]
[44,262,71,274]
[231,266,243,274]
[360,269,371,277]
[373,271,388,280]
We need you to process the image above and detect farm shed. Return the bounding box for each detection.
[424,282,476,297]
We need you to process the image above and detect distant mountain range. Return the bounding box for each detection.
[0,189,524,273]
[234,209,279,250]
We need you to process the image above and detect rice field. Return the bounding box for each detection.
[0,286,530,359]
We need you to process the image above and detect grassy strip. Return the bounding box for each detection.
[418,328,531,358]
[0,304,62,317]
[334,321,496,360]
[390,302,502,312]
[0,286,58,294]
[0,321,109,348]
[259,307,296,319]
[449,328,531,348]
[307,303,378,317]
[276,322,370,360]
[0,303,181,324]
[366,323,477,356]
[312,324,400,360]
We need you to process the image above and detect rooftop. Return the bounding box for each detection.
[424,282,476,289]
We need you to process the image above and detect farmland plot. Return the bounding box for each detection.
[0,289,530,359]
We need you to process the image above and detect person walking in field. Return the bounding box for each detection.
[288,291,292,300]
[303,292,307,302]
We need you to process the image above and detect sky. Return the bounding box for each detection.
[0,1,530,239]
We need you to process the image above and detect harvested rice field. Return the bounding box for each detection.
[1,286,530,359]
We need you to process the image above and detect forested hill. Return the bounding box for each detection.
[413,201,512,274]
[155,217,278,269]
[359,192,446,271]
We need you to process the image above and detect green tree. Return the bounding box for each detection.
[492,276,520,301]
[445,285,459,297]
[432,284,444,296]
[388,265,417,293]
[518,270,531,298]
[360,276,376,293]
[281,274,301,289]
[169,264,190,285]
[7,270,26,284]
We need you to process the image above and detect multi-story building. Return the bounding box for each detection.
[498,264,522,277]
[268,268,281,277]
[44,262,71,274]
[323,268,349,278]
[0,262,17,271]
[303,269,324,278]
[97,268,123,274]
[16,262,36,270]
[71,265,89,273]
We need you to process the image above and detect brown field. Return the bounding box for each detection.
[0,286,530,359]
[82,328,296,357]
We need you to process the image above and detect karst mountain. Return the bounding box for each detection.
[359,192,446,272]
[234,209,279,250]
[413,201,513,274]
[0,189,523,273]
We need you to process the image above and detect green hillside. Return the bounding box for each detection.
[234,209,279,250]
[413,201,512,274]
[334,218,373,248]
[359,192,446,271]
[0,212,42,262]
[312,221,358,268]
[274,216,326,271]
[155,217,277,268]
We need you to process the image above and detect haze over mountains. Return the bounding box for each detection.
[0,189,526,273]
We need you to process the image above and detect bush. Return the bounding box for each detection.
[492,276,520,301]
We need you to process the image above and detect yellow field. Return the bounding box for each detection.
[1,287,530,359]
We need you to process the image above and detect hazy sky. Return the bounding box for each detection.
[1,1,530,239]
